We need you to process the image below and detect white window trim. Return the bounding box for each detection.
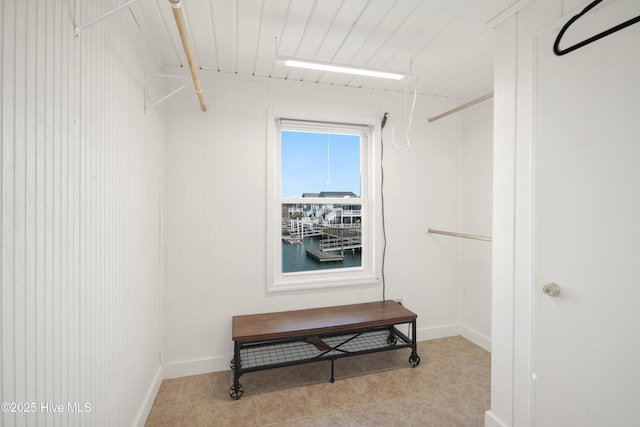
[266,109,382,292]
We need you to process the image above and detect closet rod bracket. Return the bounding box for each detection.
[144,74,192,113]
[427,92,494,123]
[75,0,138,38]
[427,228,492,242]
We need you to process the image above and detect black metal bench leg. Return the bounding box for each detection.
[408,319,421,367]
[229,341,244,400]
[330,359,335,383]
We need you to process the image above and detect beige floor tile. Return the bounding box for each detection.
[269,411,350,427]
[340,401,406,427]
[145,336,491,426]
[254,387,314,425]
[303,380,366,415]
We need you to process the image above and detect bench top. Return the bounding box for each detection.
[232,300,416,343]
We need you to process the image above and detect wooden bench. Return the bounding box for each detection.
[229,300,420,399]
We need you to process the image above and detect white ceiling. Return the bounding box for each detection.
[132,0,523,102]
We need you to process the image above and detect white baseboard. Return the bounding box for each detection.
[460,324,492,352]
[485,410,509,427]
[133,366,163,427]
[416,324,492,353]
[162,355,229,379]
[416,323,461,342]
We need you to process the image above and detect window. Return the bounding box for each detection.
[267,112,381,291]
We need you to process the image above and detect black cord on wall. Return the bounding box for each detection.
[380,112,388,302]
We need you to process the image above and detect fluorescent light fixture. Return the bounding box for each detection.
[275,56,405,80]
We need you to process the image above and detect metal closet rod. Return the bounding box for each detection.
[427,228,492,242]
[169,0,207,112]
[427,92,494,123]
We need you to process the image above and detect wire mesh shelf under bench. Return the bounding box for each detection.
[229,301,420,400]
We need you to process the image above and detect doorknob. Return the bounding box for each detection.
[542,282,561,297]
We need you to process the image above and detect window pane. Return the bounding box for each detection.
[267,115,377,291]
[282,203,362,273]
[281,130,361,198]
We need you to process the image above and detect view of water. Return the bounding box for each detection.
[282,236,362,273]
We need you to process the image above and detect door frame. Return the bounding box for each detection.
[487,1,578,426]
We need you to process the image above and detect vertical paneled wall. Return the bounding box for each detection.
[1,1,162,426]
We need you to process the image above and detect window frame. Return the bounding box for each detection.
[266,110,382,292]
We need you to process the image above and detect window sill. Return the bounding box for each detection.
[267,275,381,293]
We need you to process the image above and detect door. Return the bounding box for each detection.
[533,3,640,426]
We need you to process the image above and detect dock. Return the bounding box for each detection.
[306,249,344,262]
[282,235,302,244]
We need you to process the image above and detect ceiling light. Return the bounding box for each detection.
[275,56,405,80]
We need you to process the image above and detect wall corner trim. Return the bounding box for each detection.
[460,324,492,353]
[485,410,511,427]
[133,366,164,427]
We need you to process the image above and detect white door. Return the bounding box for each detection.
[533,3,640,426]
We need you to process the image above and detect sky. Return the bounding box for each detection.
[281,130,361,198]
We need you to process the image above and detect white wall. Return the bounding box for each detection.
[459,101,493,349]
[161,74,478,374]
[0,1,162,426]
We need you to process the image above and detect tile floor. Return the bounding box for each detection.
[145,336,490,426]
